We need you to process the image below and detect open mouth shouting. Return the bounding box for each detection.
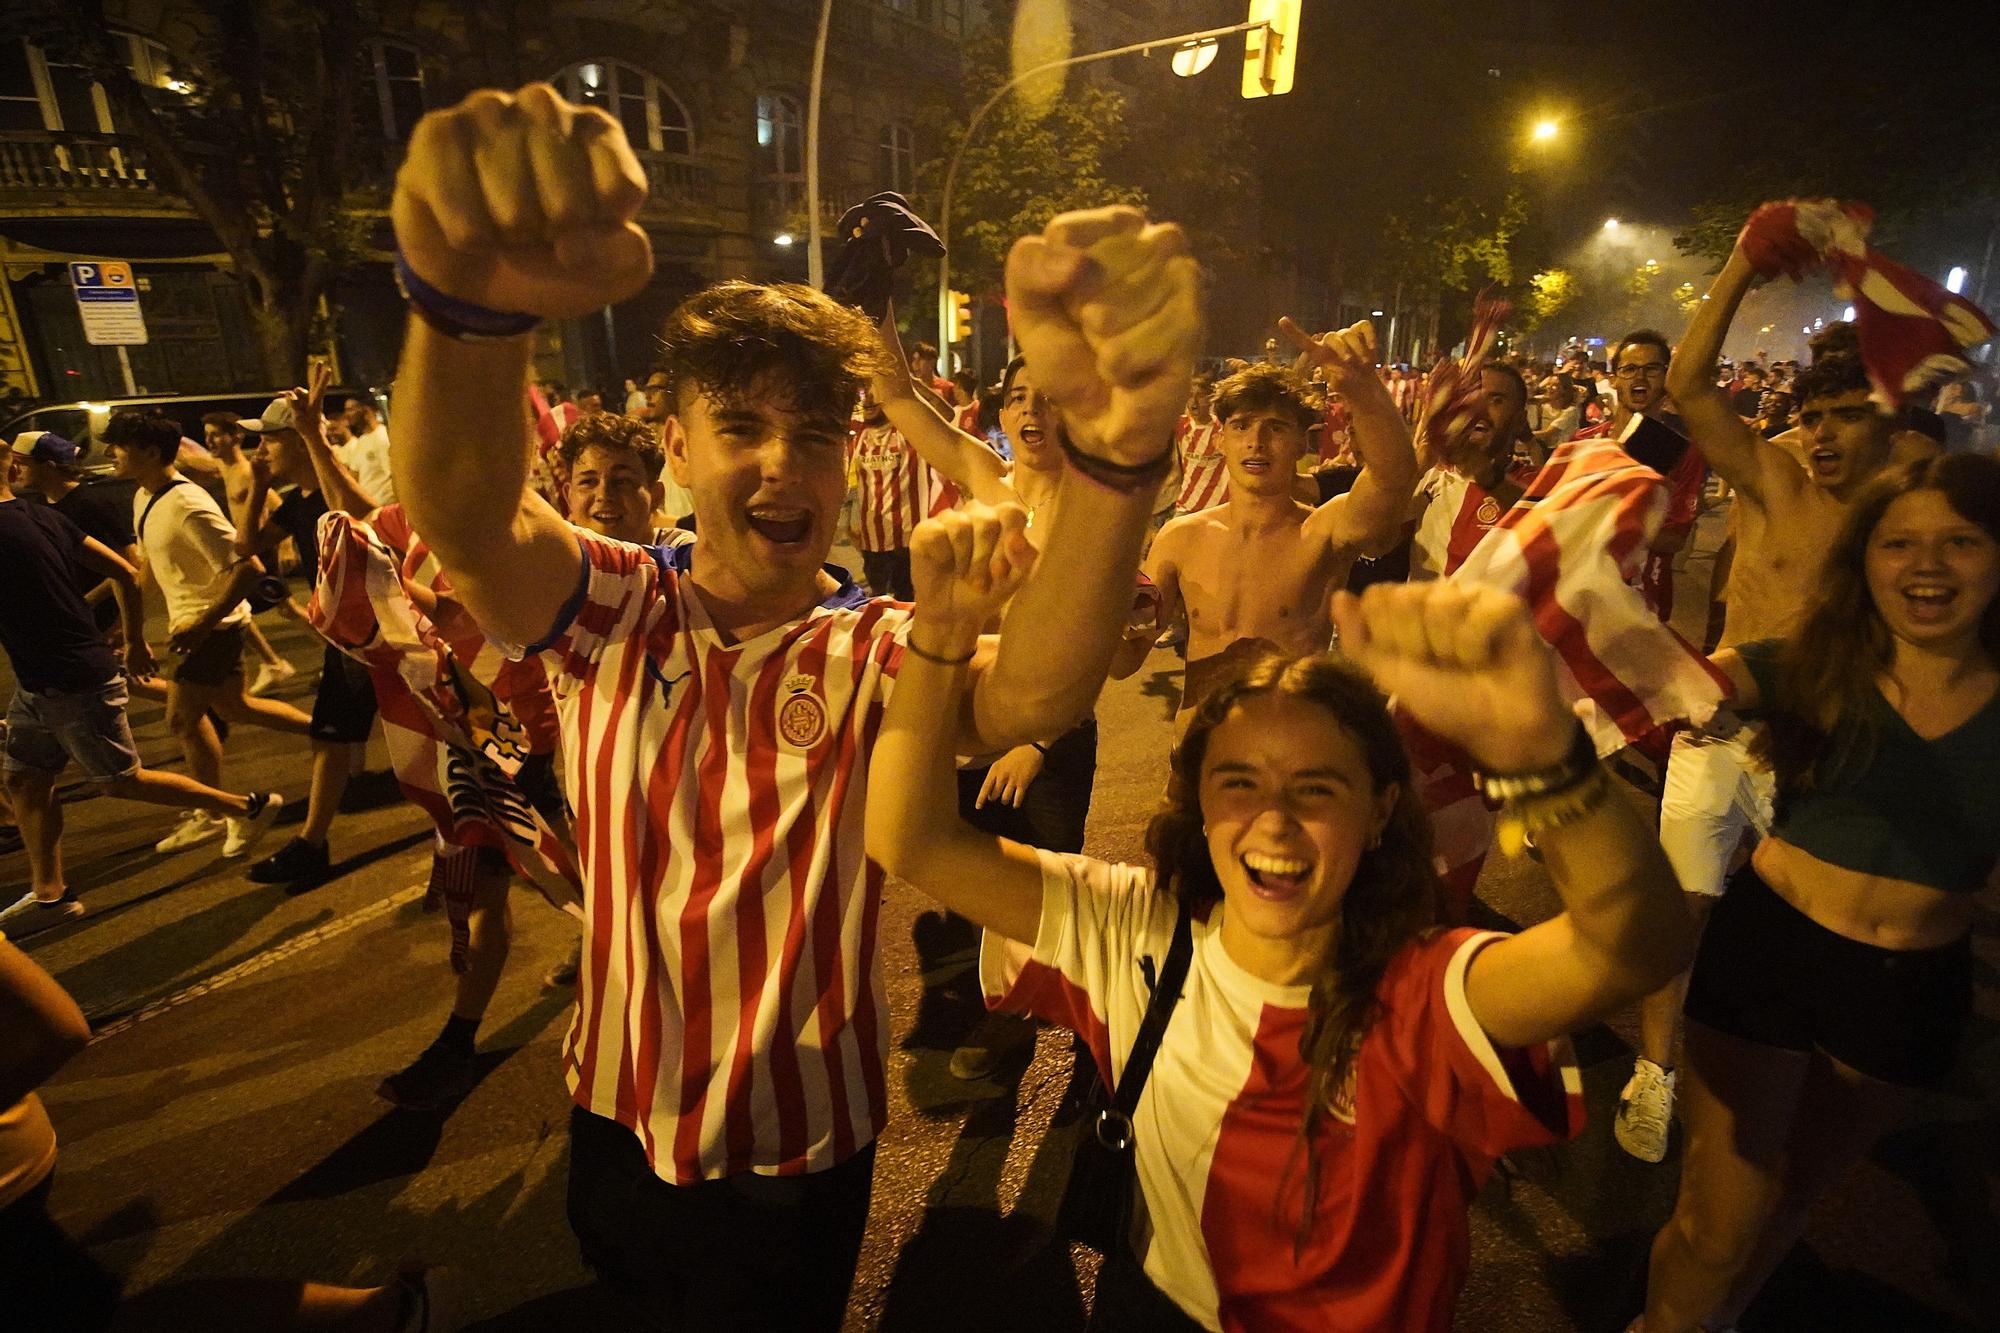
[746,504,814,547]
[1241,850,1314,900]
[1898,581,1960,625]
[1809,448,1843,478]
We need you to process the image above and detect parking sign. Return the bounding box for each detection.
[70,260,148,346]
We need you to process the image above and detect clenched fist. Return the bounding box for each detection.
[1005,207,1203,465]
[909,502,1037,632]
[1332,582,1574,774]
[392,83,654,319]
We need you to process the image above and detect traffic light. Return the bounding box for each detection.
[1242,0,1301,99]
[950,289,972,343]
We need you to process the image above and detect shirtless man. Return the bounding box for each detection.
[1618,235,1905,1164]
[1146,319,1417,722]
[199,411,298,696]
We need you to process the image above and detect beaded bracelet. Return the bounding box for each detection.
[394,251,542,342]
[1474,721,1597,803]
[1494,764,1613,857]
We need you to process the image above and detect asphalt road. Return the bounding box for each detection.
[6,515,1996,1331]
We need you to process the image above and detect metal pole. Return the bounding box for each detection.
[114,345,138,395]
[936,18,1268,378]
[806,0,834,289]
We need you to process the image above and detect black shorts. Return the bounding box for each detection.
[308,644,379,744]
[0,1175,121,1333]
[171,623,246,686]
[957,717,1097,854]
[1684,864,1973,1087]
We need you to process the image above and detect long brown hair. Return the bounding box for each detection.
[1145,653,1443,1249]
[1768,452,2000,794]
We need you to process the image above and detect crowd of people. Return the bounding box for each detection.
[1,80,1996,1333]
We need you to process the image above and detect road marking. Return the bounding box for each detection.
[90,885,427,1043]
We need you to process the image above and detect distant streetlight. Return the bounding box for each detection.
[1946,266,1968,294]
[773,233,795,247]
[1531,118,1559,142]
[1603,217,1620,231]
[1371,309,1385,317]
[1172,38,1219,77]
[1842,305,1856,322]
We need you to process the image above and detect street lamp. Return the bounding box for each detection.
[773,233,795,248]
[1947,266,1968,294]
[1172,38,1219,77]
[1531,118,1559,143]
[1603,217,1620,231]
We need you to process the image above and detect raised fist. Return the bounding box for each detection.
[908,501,1037,629]
[1332,582,1573,774]
[392,83,654,320]
[1005,207,1203,465]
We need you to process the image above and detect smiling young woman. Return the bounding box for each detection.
[868,521,1692,1333]
[1639,452,2000,1333]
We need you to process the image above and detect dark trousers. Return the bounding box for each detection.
[956,718,1098,852]
[861,547,914,602]
[0,1174,121,1333]
[566,1107,875,1332]
[1086,1245,1207,1332]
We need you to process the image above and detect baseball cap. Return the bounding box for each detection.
[9,430,80,465]
[237,398,296,433]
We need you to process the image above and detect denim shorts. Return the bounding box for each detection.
[4,675,140,782]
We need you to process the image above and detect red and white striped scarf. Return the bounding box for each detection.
[1739,198,1997,407]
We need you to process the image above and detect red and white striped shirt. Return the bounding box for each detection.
[1174,416,1229,514]
[527,533,911,1183]
[849,424,928,552]
[984,853,1581,1332]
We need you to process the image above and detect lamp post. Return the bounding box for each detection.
[933,17,1272,376]
[805,0,835,289]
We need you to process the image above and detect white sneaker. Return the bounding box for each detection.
[222,793,285,858]
[155,810,224,854]
[0,890,86,932]
[1615,1058,1677,1163]
[247,659,297,697]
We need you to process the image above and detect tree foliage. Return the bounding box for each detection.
[1372,187,1527,302]
[1517,268,1575,335]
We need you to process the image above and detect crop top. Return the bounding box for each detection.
[1737,639,2000,893]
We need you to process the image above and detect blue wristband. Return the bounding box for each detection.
[393,251,541,341]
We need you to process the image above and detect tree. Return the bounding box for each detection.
[1517,268,1576,336]
[8,0,373,383]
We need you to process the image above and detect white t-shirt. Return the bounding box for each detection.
[132,479,249,631]
[338,424,398,505]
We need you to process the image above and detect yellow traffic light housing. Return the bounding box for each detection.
[950,289,972,343]
[1242,0,1301,99]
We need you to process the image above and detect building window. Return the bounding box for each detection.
[755,90,803,216]
[557,60,692,156]
[363,40,426,141]
[0,40,45,132]
[878,122,914,193]
[0,35,186,135]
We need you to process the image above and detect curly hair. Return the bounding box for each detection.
[1765,452,2000,795]
[1145,652,1443,1250]
[557,411,664,481]
[656,280,895,426]
[1792,352,1874,409]
[98,410,182,462]
[1210,363,1322,431]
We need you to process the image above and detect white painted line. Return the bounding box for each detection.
[90,885,428,1043]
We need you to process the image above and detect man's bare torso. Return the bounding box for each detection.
[1718,481,1848,648]
[1159,500,1350,711]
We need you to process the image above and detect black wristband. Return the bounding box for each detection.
[394,251,541,342]
[1474,720,1597,801]
[1058,428,1174,496]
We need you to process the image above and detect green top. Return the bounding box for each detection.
[1738,639,2000,895]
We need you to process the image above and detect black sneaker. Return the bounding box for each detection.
[376,1041,477,1110]
[246,836,330,887]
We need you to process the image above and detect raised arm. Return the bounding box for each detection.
[873,310,1014,507]
[1666,246,1782,503]
[290,364,379,518]
[388,84,653,647]
[868,512,1046,942]
[1285,318,1418,558]
[957,207,1204,752]
[1334,582,1693,1050]
[77,536,153,679]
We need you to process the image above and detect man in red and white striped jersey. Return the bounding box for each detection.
[1171,375,1227,515]
[1410,362,1537,580]
[847,393,926,599]
[388,83,1202,1329]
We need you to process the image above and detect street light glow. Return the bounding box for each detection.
[1531,118,1559,142]
[1371,310,1385,317]
[1603,217,1620,231]
[1946,266,1968,294]
[1843,305,1856,322]
[773,233,794,247]
[1171,38,1219,78]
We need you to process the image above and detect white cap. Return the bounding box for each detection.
[237,398,295,433]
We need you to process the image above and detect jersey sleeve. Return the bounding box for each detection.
[1374,928,1583,1156]
[1661,446,1708,533]
[505,530,669,690]
[975,849,1174,1085]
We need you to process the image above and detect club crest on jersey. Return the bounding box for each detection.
[1475,496,1502,526]
[777,673,828,749]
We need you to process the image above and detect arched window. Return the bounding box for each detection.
[877,121,914,193]
[360,41,426,141]
[557,60,692,157]
[755,92,802,178]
